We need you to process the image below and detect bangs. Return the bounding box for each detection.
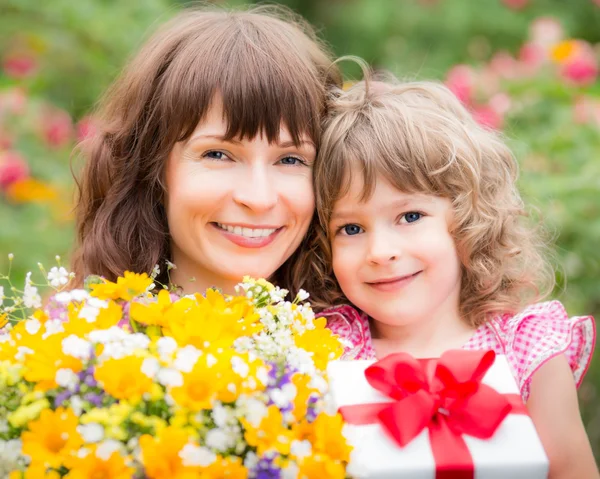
[317,110,443,224]
[154,11,329,147]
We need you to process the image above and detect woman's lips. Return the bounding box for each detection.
[211,222,283,248]
[366,271,422,292]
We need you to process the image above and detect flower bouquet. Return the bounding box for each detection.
[0,261,351,478]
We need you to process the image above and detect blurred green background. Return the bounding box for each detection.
[0,0,599,458]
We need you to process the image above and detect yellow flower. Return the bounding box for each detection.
[200,456,248,479]
[294,318,344,370]
[130,289,174,327]
[22,333,82,391]
[311,413,352,462]
[90,271,153,301]
[0,313,8,329]
[297,453,346,479]
[243,405,294,455]
[291,373,316,422]
[8,398,50,429]
[64,300,123,335]
[170,352,238,411]
[165,290,262,349]
[63,445,134,479]
[21,407,83,470]
[11,464,61,479]
[139,426,199,479]
[5,178,58,204]
[94,355,153,401]
[551,40,580,63]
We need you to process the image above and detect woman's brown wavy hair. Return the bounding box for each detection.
[71,5,341,291]
[306,76,555,326]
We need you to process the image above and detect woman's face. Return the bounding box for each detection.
[165,99,316,294]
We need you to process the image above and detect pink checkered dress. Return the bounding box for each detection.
[321,301,595,402]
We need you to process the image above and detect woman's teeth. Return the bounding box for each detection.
[216,223,278,238]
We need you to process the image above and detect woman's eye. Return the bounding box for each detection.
[278,156,306,166]
[401,212,423,224]
[203,150,230,161]
[341,224,364,236]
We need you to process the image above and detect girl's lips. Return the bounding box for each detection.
[211,222,283,249]
[366,271,422,292]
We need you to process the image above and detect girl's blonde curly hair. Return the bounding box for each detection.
[302,75,555,326]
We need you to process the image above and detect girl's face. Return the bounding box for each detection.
[329,173,462,328]
[166,99,316,294]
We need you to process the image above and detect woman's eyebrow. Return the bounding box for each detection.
[188,133,242,145]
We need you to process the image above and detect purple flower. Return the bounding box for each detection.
[54,389,72,408]
[253,453,282,479]
[306,394,319,422]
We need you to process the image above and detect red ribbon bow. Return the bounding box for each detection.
[339,350,526,479]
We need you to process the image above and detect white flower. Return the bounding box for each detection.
[206,353,217,368]
[0,286,4,307]
[166,260,177,270]
[53,291,73,304]
[70,395,84,416]
[47,266,70,288]
[174,345,202,372]
[77,423,104,443]
[205,428,235,451]
[141,358,160,378]
[78,305,100,323]
[70,289,89,302]
[290,439,312,459]
[151,264,160,279]
[23,272,42,309]
[237,396,268,428]
[212,402,235,428]
[231,356,249,378]
[0,439,23,476]
[179,444,216,467]
[157,368,183,387]
[281,463,300,479]
[87,297,108,309]
[96,439,122,461]
[56,368,79,390]
[156,337,178,360]
[62,335,91,360]
[24,318,41,335]
[43,319,65,339]
[296,289,310,302]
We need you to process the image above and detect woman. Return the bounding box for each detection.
[72,5,341,295]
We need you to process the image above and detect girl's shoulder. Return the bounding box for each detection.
[486,300,595,400]
[318,304,375,360]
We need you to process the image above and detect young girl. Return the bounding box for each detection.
[309,78,598,478]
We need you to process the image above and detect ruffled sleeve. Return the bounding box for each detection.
[489,300,595,401]
[318,305,375,360]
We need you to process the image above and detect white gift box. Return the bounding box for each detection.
[327,354,548,479]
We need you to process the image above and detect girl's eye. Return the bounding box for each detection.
[340,224,364,236]
[278,156,306,166]
[203,150,230,161]
[401,212,423,224]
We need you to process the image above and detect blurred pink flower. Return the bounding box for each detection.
[488,51,521,79]
[41,109,73,148]
[529,18,564,47]
[561,57,598,86]
[0,130,13,150]
[3,53,38,79]
[519,42,547,74]
[76,115,98,142]
[489,92,512,116]
[0,88,27,115]
[0,151,29,191]
[595,0,600,6]
[502,0,529,10]
[472,104,504,130]
[446,65,476,104]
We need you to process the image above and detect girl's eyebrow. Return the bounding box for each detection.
[330,197,431,222]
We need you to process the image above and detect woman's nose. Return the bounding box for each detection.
[232,164,278,213]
